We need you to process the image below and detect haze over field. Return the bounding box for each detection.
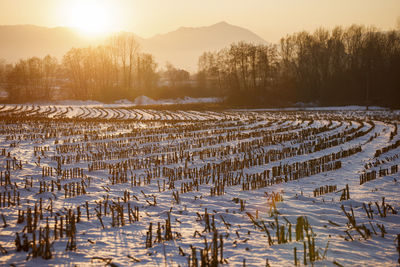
[0,1,399,107]
[1,1,400,267]
[0,22,267,71]
[0,0,399,70]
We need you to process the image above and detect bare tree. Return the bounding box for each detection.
[109,33,140,90]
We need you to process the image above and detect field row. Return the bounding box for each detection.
[0,105,235,121]
[0,108,399,266]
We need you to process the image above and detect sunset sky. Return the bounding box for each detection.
[0,0,399,41]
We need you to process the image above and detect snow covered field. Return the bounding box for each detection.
[25,96,223,108]
[0,105,399,266]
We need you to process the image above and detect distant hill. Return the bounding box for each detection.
[0,22,267,71]
[141,21,267,71]
[0,25,106,62]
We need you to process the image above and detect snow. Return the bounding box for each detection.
[0,106,399,266]
[21,96,223,108]
[237,105,390,112]
[132,95,222,106]
[0,90,8,98]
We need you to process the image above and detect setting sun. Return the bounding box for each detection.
[66,1,115,34]
[1,1,400,266]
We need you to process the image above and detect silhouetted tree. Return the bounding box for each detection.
[199,25,400,107]
[5,55,59,102]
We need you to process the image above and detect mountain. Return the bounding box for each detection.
[142,21,267,71]
[0,25,107,63]
[0,22,267,71]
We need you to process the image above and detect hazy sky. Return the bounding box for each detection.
[1,0,399,41]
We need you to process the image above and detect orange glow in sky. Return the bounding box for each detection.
[64,1,117,35]
[0,0,398,41]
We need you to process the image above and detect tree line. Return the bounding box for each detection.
[1,25,399,107]
[0,33,161,102]
[199,25,400,107]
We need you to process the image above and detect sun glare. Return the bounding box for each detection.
[66,1,115,35]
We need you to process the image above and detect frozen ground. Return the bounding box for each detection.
[0,105,399,266]
[25,96,222,108]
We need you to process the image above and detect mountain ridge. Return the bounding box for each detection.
[0,22,267,71]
